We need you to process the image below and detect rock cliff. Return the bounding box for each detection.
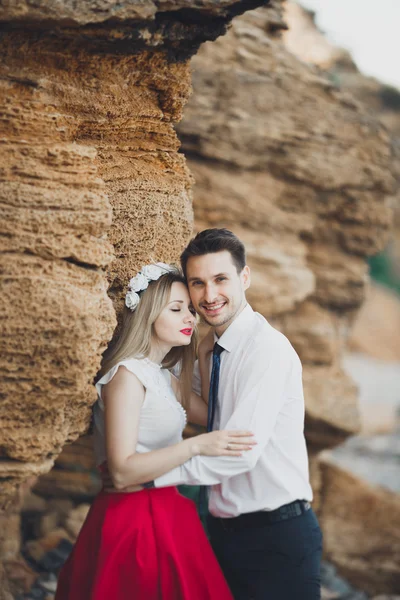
[0,1,268,595]
[281,3,400,594]
[177,4,398,593]
[0,0,269,496]
[1,0,399,596]
[178,3,396,465]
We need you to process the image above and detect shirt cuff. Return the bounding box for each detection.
[155,465,186,488]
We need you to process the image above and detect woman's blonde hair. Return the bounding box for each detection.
[98,269,197,409]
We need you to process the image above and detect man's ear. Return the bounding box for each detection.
[242,265,251,291]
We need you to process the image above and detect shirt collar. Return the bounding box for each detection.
[214,304,255,353]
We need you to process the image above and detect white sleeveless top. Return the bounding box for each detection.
[93,357,187,466]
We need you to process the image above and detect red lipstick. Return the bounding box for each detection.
[180,328,193,336]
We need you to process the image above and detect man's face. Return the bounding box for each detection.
[186,250,250,335]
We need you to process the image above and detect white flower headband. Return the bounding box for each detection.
[125,262,176,311]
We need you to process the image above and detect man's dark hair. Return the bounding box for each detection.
[181,228,246,277]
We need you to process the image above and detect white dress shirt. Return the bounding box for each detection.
[155,304,313,518]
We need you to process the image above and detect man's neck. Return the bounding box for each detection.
[215,301,248,338]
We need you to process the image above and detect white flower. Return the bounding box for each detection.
[141,263,173,281]
[125,263,175,311]
[125,291,140,311]
[128,272,149,293]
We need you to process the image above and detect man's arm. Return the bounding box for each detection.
[155,341,295,488]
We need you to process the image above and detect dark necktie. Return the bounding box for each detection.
[199,342,225,521]
[207,342,225,432]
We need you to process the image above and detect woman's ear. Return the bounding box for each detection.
[242,265,251,291]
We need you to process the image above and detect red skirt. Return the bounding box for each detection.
[55,487,233,600]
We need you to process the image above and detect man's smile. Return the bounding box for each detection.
[201,301,227,316]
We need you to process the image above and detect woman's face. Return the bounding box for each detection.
[153,282,196,348]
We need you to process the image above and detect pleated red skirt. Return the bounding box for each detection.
[55,487,233,600]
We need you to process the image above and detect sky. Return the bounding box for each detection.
[297,0,400,90]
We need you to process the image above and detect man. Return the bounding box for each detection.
[155,228,322,600]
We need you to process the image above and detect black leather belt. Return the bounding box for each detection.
[208,500,311,531]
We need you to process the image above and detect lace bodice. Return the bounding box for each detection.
[93,357,187,466]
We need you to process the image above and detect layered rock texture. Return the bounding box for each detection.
[0,1,268,596]
[177,1,398,593]
[178,2,396,459]
[0,0,267,498]
[1,0,399,597]
[320,448,400,596]
[281,3,400,594]
[284,0,400,294]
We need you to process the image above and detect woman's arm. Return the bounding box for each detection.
[103,366,255,490]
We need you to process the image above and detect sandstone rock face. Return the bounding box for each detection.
[0,5,271,593]
[283,0,400,299]
[180,8,399,592]
[0,0,270,25]
[178,2,396,450]
[281,4,400,594]
[319,452,400,596]
[0,0,268,514]
[348,283,400,362]
[1,0,399,596]
[283,2,352,69]
[344,283,400,435]
[283,2,400,139]
[302,366,360,449]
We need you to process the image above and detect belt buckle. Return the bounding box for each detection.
[276,500,309,522]
[277,502,299,521]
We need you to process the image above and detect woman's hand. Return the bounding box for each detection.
[190,430,256,457]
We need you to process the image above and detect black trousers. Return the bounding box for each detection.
[208,507,322,600]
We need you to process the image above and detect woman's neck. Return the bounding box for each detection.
[148,342,171,366]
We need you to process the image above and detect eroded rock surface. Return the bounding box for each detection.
[178,9,399,592]
[178,3,396,450]
[283,0,400,305]
[0,0,272,25]
[0,0,268,511]
[280,4,400,594]
[319,453,400,596]
[1,1,399,597]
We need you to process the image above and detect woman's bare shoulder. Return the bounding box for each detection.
[103,364,145,399]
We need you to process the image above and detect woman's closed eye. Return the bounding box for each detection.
[172,307,196,316]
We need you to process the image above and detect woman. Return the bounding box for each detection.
[55,263,254,600]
